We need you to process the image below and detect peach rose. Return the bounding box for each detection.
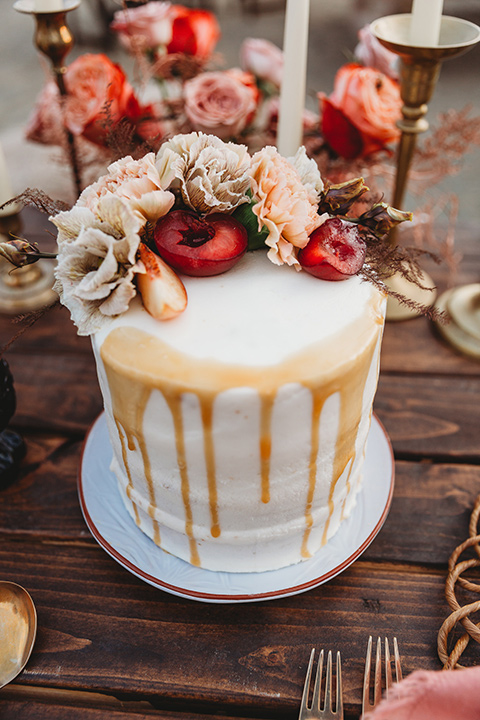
[78,153,175,224]
[250,146,325,267]
[110,2,173,52]
[319,63,402,159]
[183,71,258,140]
[240,38,284,89]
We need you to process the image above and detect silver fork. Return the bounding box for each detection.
[298,648,343,720]
[362,636,403,717]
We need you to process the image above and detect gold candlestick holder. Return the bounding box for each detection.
[371,14,480,322]
[14,0,83,197]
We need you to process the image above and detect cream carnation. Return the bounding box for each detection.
[78,153,174,224]
[155,132,251,214]
[250,146,325,267]
[51,195,145,335]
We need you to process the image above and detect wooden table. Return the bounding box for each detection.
[1,208,480,719]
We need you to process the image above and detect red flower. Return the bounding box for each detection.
[319,63,402,159]
[167,8,220,60]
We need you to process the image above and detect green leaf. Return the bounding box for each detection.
[232,201,269,252]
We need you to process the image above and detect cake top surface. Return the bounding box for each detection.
[94,250,383,368]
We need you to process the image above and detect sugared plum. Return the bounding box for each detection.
[298,217,366,281]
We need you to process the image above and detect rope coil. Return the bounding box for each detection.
[438,494,480,669]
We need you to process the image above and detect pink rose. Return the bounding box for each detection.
[240,38,284,89]
[110,1,174,52]
[183,71,258,140]
[319,63,402,158]
[354,25,399,81]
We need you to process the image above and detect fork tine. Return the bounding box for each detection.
[312,649,324,711]
[385,637,393,695]
[394,637,403,683]
[362,635,373,711]
[336,651,343,716]
[374,637,382,707]
[323,651,332,712]
[300,648,316,716]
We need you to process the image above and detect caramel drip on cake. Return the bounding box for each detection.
[110,386,161,546]
[115,419,141,527]
[163,391,201,567]
[100,296,383,568]
[300,335,376,558]
[200,395,220,538]
[260,394,275,504]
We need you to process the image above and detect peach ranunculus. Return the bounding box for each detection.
[319,62,402,159]
[110,1,174,53]
[77,153,175,224]
[240,38,284,90]
[167,7,220,60]
[250,146,325,267]
[183,71,258,140]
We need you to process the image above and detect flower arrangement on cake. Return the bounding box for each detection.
[1,131,426,336]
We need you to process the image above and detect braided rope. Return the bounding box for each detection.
[437,494,480,669]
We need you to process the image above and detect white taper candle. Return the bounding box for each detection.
[276,0,310,157]
[410,0,444,46]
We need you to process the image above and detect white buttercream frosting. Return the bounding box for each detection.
[92,251,386,572]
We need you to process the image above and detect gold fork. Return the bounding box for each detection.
[362,636,403,717]
[298,648,343,720]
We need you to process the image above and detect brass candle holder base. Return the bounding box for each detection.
[434,284,480,360]
[0,214,57,315]
[0,258,57,315]
[371,14,480,323]
[385,269,437,321]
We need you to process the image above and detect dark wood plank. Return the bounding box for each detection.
[6,352,102,434]
[375,373,480,460]
[0,537,462,717]
[0,686,267,720]
[364,460,480,564]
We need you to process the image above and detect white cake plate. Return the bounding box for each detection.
[78,413,394,604]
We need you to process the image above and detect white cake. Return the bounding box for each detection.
[92,251,386,573]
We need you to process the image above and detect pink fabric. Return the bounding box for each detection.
[365,667,480,720]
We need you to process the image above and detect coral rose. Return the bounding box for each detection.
[183,71,258,140]
[168,7,220,60]
[250,146,325,267]
[319,63,402,159]
[110,1,173,52]
[240,38,284,89]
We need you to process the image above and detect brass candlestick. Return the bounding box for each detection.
[14,0,83,197]
[371,14,480,322]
